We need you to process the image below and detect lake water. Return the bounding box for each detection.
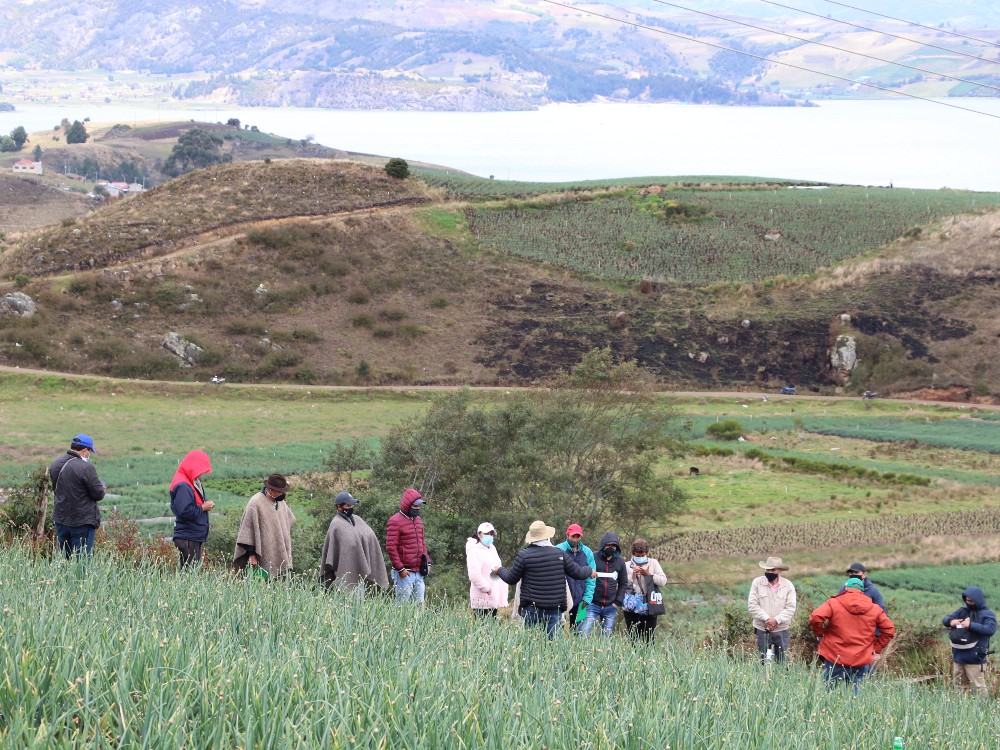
[2,98,999,191]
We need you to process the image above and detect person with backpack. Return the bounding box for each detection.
[942,586,997,694]
[810,576,896,690]
[385,488,430,604]
[579,532,628,637]
[622,538,668,643]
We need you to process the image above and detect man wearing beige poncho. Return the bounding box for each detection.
[233,474,296,578]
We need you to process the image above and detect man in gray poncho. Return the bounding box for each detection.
[319,491,389,595]
[233,474,296,578]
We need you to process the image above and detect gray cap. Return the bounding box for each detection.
[335,491,358,506]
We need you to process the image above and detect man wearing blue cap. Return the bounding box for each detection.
[49,433,107,558]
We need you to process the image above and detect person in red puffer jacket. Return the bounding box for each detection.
[385,488,430,604]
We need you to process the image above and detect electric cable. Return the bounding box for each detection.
[815,0,1000,48]
[642,0,1000,95]
[753,0,1000,66]
[535,0,1000,121]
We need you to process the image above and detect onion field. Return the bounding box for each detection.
[466,187,1000,283]
[1,549,995,750]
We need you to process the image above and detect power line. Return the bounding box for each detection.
[536,0,1000,121]
[643,0,1000,95]
[815,0,1000,48]
[754,0,1000,67]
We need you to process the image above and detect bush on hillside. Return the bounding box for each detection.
[384,157,409,179]
[706,419,744,440]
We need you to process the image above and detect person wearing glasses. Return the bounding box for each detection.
[465,522,508,617]
[622,538,667,643]
[556,523,596,629]
[748,556,797,662]
[233,473,296,578]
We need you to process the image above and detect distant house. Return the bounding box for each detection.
[106,181,130,197]
[12,159,43,175]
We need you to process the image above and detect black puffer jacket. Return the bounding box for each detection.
[49,451,106,528]
[498,544,593,610]
[592,532,628,608]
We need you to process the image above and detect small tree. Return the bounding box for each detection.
[226,118,241,127]
[10,125,27,149]
[32,144,42,162]
[65,120,89,144]
[706,419,745,441]
[162,128,224,176]
[384,157,409,179]
[0,136,15,153]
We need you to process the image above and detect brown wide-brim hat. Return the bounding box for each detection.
[524,520,556,544]
[758,556,789,571]
[265,473,291,492]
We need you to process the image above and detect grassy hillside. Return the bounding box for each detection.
[0,161,998,399]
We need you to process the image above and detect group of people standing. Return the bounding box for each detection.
[749,556,996,693]
[49,434,998,691]
[466,521,667,642]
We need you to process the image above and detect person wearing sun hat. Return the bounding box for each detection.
[810,576,896,690]
[748,555,797,662]
[556,523,596,628]
[233,473,296,578]
[49,433,107,558]
[465,521,509,617]
[494,520,597,638]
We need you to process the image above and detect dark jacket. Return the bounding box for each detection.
[592,532,628,608]
[837,578,886,612]
[170,450,212,543]
[942,586,997,665]
[385,489,429,572]
[49,451,106,528]
[498,544,593,611]
[556,540,596,607]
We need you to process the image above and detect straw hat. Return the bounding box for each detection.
[524,520,556,544]
[758,556,789,571]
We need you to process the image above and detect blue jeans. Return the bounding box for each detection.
[822,660,870,692]
[391,569,426,604]
[522,605,562,639]
[56,523,96,559]
[580,603,618,637]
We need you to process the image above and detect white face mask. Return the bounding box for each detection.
[82,455,90,462]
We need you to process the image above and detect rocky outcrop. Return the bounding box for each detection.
[161,332,203,367]
[0,292,36,318]
[829,335,858,383]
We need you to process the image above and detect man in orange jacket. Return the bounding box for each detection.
[810,577,895,690]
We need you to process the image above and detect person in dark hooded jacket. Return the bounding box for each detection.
[579,531,628,637]
[385,488,430,604]
[942,586,997,694]
[170,450,214,568]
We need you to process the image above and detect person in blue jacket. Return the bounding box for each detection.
[942,586,997,694]
[556,523,596,630]
[837,563,886,612]
[170,450,214,568]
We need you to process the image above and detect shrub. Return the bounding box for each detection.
[351,314,374,329]
[224,321,267,336]
[399,324,426,343]
[13,274,29,289]
[706,419,745,441]
[347,287,370,305]
[355,359,372,382]
[384,157,409,179]
[378,308,407,322]
[372,327,394,339]
[430,296,448,309]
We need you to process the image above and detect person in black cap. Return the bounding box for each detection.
[319,491,389,595]
[233,473,296,578]
[837,563,886,612]
[49,433,106,558]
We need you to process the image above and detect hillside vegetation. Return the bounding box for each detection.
[0,160,998,400]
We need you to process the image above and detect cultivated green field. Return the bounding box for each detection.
[464,187,1000,283]
[1,549,996,750]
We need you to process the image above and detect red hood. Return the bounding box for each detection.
[837,588,876,615]
[400,488,422,513]
[170,450,212,493]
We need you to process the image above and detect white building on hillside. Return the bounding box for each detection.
[12,159,43,175]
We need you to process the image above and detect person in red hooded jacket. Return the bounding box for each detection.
[169,450,214,568]
[385,488,430,604]
[810,577,895,690]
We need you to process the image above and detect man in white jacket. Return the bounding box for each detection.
[748,555,797,662]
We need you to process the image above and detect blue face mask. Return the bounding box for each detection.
[632,556,648,565]
[481,535,494,547]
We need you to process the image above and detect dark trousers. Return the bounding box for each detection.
[174,538,203,568]
[822,660,869,692]
[756,628,790,662]
[473,608,498,618]
[522,605,562,639]
[55,523,96,559]
[624,610,658,642]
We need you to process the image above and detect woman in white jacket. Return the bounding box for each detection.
[623,538,667,642]
[466,522,509,617]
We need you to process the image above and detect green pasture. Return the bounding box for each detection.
[464,187,1000,283]
[1,549,996,749]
